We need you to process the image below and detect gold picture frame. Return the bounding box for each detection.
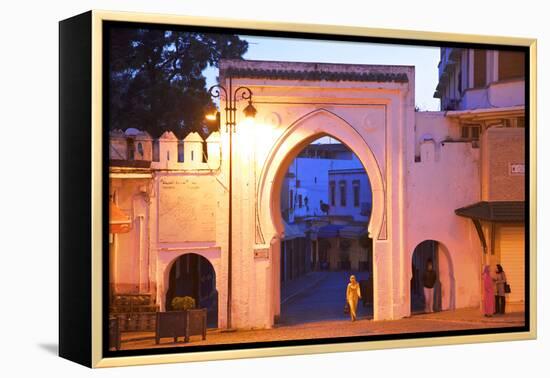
[59,9,537,368]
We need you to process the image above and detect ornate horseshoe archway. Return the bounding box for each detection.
[256,109,386,321]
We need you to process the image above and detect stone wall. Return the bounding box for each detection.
[110,130,221,170]
[109,129,227,326]
[481,127,525,201]
[409,112,482,310]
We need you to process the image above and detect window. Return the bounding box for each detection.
[473,49,487,88]
[339,180,347,207]
[191,150,194,161]
[457,71,462,94]
[353,180,360,207]
[450,72,454,98]
[471,126,480,140]
[498,51,525,81]
[330,181,335,206]
[290,190,294,209]
[298,194,303,208]
[516,117,525,128]
[461,125,480,140]
[137,142,144,158]
[461,126,470,139]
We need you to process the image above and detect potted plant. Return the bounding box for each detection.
[171,296,195,311]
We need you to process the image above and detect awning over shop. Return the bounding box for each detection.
[317,224,345,238]
[110,202,131,234]
[283,221,306,240]
[455,201,524,223]
[339,225,367,239]
[454,201,525,254]
[283,222,368,240]
[444,105,525,122]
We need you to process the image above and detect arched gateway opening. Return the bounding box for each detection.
[165,253,218,328]
[278,137,374,324]
[410,240,455,314]
[255,109,386,324]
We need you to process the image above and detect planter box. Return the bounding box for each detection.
[109,312,158,351]
[155,309,207,344]
[108,317,119,351]
[186,308,207,341]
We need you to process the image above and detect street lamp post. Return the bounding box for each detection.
[208,77,256,330]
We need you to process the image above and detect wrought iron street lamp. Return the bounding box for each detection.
[207,78,256,330]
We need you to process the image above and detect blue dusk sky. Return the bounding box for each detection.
[204,34,441,112]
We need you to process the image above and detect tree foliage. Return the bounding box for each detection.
[108,28,248,138]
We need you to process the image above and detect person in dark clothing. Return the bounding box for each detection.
[494,264,507,315]
[422,259,437,313]
[359,279,369,307]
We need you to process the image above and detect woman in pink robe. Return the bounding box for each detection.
[482,265,495,317]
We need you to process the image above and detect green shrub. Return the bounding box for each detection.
[171,296,196,311]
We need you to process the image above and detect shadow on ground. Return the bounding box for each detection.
[37,343,58,355]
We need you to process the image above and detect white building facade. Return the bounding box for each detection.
[281,144,368,221]
[434,47,526,311]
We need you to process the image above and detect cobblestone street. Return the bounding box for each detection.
[119,307,525,351]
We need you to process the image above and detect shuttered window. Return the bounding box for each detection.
[498,226,525,304]
[474,49,487,88]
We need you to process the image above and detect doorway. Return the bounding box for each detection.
[165,253,218,328]
[410,240,455,314]
[278,137,373,325]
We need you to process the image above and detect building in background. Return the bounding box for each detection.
[281,142,363,222]
[434,47,525,312]
[434,48,525,112]
[279,143,373,285]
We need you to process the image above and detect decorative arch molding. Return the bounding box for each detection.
[256,107,386,246]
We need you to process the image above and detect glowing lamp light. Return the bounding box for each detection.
[243,100,257,119]
[205,112,218,121]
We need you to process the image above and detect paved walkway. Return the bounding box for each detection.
[280,271,372,325]
[118,307,525,351]
[280,271,327,304]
